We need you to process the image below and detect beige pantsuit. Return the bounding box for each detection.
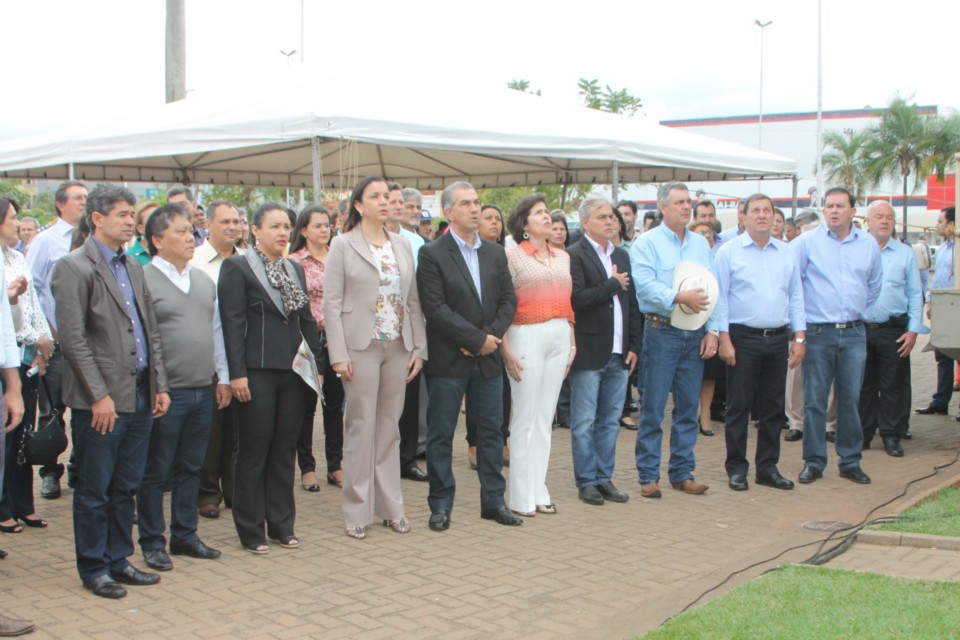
[324,227,428,530]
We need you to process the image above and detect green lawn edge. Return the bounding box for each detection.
[638,564,960,640]
[875,486,960,537]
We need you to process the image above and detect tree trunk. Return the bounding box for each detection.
[901,172,908,239]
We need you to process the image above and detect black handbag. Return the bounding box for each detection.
[17,375,67,467]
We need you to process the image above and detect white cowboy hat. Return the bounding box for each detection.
[670,261,719,331]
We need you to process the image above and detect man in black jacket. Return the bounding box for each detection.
[417,181,519,531]
[567,196,643,505]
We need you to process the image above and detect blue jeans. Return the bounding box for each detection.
[570,354,629,488]
[426,365,506,513]
[137,386,213,551]
[802,324,867,471]
[73,382,153,581]
[635,321,704,484]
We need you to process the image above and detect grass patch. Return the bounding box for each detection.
[876,485,960,537]
[639,564,960,640]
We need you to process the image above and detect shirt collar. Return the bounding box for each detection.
[92,237,126,264]
[583,233,614,257]
[152,255,190,277]
[451,230,481,252]
[53,217,75,236]
[519,239,558,257]
[741,232,780,251]
[824,223,862,243]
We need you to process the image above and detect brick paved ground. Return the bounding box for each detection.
[1,348,958,639]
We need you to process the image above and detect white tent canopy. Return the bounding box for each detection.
[0,75,796,192]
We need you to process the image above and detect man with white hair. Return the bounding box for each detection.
[859,200,926,457]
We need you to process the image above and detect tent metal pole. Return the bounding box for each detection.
[311,137,322,204]
[611,161,619,203]
[791,175,798,216]
[68,162,74,180]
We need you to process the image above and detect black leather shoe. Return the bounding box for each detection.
[400,466,428,482]
[756,470,794,490]
[40,476,60,500]
[784,429,802,442]
[862,439,872,450]
[903,431,913,440]
[597,482,629,503]
[480,506,523,526]
[113,565,161,586]
[825,431,836,443]
[916,404,948,415]
[83,575,127,599]
[882,437,904,458]
[839,466,871,484]
[728,474,749,491]
[170,539,221,560]
[578,485,605,505]
[428,510,450,532]
[143,549,173,571]
[798,466,822,484]
[955,415,960,423]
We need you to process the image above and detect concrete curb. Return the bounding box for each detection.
[857,476,960,550]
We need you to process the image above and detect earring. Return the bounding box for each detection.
[523,232,529,239]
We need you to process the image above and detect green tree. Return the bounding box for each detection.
[818,130,870,204]
[862,96,936,237]
[924,111,960,181]
[507,79,541,96]
[0,180,30,207]
[577,78,642,115]
[477,184,594,222]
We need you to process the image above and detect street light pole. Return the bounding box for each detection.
[754,19,773,150]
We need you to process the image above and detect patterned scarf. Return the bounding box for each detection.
[256,248,309,314]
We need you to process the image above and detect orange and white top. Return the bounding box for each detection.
[506,241,575,326]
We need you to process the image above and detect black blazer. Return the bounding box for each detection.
[217,253,325,379]
[568,237,643,371]
[417,232,517,379]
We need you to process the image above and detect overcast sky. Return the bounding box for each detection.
[0,0,956,140]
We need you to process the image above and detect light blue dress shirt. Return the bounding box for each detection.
[450,230,483,303]
[629,223,718,331]
[790,223,883,325]
[399,228,425,270]
[931,239,954,290]
[714,233,805,333]
[25,217,75,332]
[865,237,929,335]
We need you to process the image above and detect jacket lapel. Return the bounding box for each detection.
[244,250,286,316]
[446,234,481,304]
[84,239,130,315]
[580,238,610,281]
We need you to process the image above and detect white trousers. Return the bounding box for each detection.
[506,318,570,512]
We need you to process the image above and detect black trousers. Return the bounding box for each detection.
[398,371,421,471]
[859,323,911,441]
[724,327,789,477]
[232,369,309,547]
[297,352,344,475]
[0,365,39,520]
[37,350,74,481]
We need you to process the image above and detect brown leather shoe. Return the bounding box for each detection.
[671,479,709,495]
[0,611,36,636]
[198,504,220,519]
[468,447,478,470]
[640,482,662,499]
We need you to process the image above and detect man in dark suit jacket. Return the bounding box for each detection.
[52,184,170,599]
[417,181,520,531]
[567,197,643,506]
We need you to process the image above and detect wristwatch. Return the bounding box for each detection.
[793,338,806,345]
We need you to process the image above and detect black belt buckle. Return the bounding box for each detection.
[761,328,778,337]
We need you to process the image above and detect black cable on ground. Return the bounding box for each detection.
[671,447,960,618]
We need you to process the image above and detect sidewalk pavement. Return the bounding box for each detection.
[1,349,958,639]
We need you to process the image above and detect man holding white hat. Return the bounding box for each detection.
[630,181,718,498]
[715,194,806,492]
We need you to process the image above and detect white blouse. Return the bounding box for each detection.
[4,247,52,346]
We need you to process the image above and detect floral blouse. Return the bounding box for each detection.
[288,247,326,330]
[4,247,52,345]
[369,242,403,341]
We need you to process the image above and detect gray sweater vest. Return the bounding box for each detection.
[143,264,218,389]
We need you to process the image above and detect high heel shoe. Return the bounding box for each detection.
[326,471,343,488]
[698,418,714,437]
[0,522,22,534]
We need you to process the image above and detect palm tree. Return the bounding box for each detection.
[818,130,869,204]
[862,96,932,237]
